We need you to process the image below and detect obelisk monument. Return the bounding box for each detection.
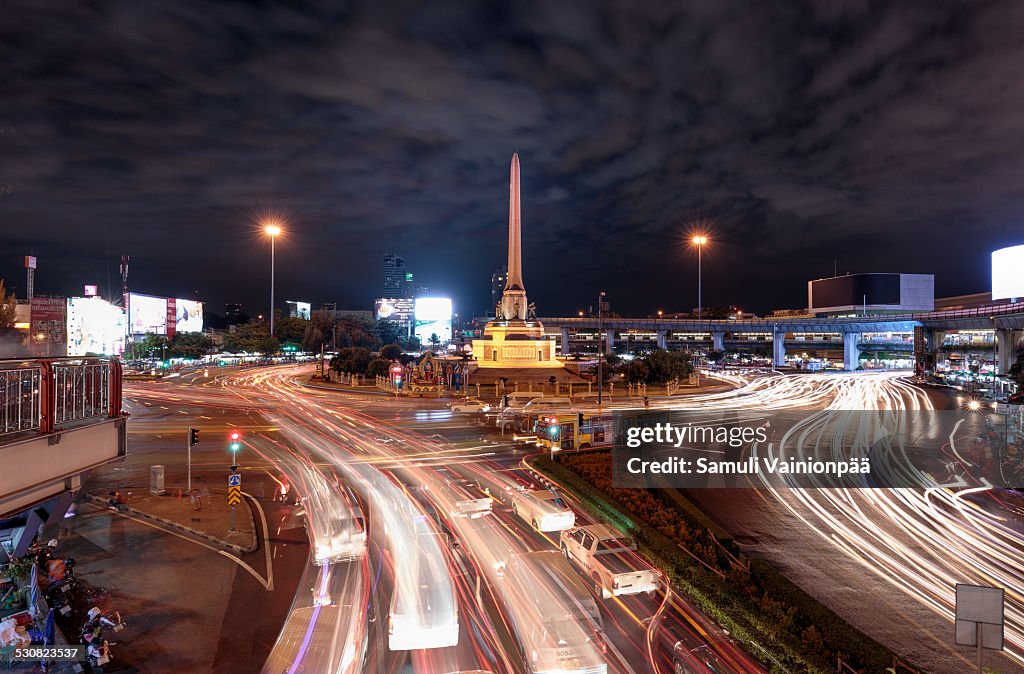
[472,153,559,367]
[500,153,527,321]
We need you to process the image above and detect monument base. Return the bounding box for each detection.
[472,320,561,368]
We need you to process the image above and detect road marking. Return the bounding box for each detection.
[105,507,272,589]
[244,490,275,591]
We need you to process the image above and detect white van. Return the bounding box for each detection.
[522,396,574,412]
[501,391,544,408]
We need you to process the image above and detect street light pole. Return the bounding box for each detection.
[597,291,606,407]
[264,223,282,338]
[691,235,708,320]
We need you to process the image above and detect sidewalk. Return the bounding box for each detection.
[83,472,256,555]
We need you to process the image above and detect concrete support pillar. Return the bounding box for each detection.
[996,329,1020,375]
[711,331,725,352]
[843,332,862,371]
[560,327,570,355]
[773,334,786,368]
[927,330,946,352]
[604,330,614,354]
[656,330,667,349]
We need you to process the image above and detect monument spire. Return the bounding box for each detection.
[505,153,524,292]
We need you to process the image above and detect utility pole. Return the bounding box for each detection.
[597,291,607,406]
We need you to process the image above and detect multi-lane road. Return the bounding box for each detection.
[119,366,1024,674]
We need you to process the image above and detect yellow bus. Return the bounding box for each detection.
[536,412,614,452]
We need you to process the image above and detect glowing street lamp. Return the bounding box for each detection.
[264,223,282,337]
[691,235,708,320]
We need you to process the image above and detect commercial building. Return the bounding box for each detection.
[491,266,507,314]
[225,303,244,324]
[383,253,408,299]
[807,273,934,316]
[314,307,374,323]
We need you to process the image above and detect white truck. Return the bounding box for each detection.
[510,489,575,532]
[559,524,660,599]
[502,550,607,674]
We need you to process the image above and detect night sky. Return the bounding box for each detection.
[3,1,1024,318]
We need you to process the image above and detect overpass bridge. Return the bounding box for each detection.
[1,357,126,557]
[541,301,1024,371]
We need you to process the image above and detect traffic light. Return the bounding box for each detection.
[189,428,200,446]
[229,430,241,452]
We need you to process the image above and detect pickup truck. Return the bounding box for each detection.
[432,466,493,519]
[559,524,660,599]
[510,489,575,532]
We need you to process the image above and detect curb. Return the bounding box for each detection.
[82,493,258,555]
[302,380,393,397]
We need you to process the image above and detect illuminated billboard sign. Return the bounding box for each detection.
[83,285,98,297]
[992,245,1024,300]
[286,300,311,320]
[414,297,452,345]
[67,297,126,357]
[30,296,66,344]
[129,293,167,335]
[375,298,414,324]
[174,299,204,334]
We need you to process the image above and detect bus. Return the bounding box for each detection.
[535,412,615,452]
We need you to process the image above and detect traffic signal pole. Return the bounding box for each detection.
[187,426,192,493]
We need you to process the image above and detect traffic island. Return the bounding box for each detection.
[81,490,257,555]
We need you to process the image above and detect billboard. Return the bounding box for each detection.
[992,245,1024,300]
[129,293,167,335]
[286,300,311,320]
[67,297,125,356]
[83,285,98,297]
[809,274,901,309]
[414,297,452,345]
[30,296,66,344]
[174,299,204,334]
[375,298,414,324]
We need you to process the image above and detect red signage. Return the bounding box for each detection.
[166,298,176,339]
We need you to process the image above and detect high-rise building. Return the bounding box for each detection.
[383,253,407,299]
[491,265,507,313]
[225,303,243,325]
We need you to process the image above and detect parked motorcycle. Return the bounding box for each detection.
[80,607,125,671]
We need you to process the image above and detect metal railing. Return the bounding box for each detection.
[0,357,122,437]
[1,364,42,434]
[53,361,110,425]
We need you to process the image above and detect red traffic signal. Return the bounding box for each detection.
[229,431,240,441]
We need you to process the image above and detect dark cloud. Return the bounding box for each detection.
[2,0,1023,316]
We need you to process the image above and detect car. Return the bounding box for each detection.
[313,485,367,565]
[672,641,728,674]
[1008,391,1024,405]
[510,489,575,532]
[448,398,491,413]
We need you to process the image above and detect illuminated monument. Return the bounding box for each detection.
[472,154,559,368]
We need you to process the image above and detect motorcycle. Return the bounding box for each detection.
[80,607,125,670]
[86,638,113,671]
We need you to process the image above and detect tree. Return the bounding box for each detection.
[405,335,421,351]
[330,347,374,375]
[169,332,213,359]
[429,333,441,349]
[136,334,169,359]
[625,360,650,383]
[0,279,16,329]
[334,317,382,350]
[223,322,279,355]
[380,343,402,361]
[366,358,392,379]
[641,349,693,384]
[376,319,403,347]
[274,316,308,349]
